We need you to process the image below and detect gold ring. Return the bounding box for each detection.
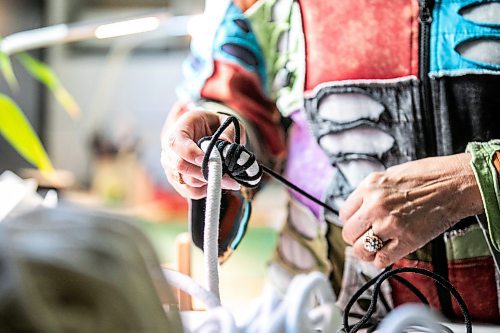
[363,229,384,253]
[177,172,185,185]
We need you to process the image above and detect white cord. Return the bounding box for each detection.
[163,268,343,333]
[163,269,220,309]
[203,146,223,300]
[377,304,447,333]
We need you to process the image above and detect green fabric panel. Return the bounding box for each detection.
[246,0,284,92]
[275,1,306,115]
[467,140,500,252]
[246,0,305,116]
[444,225,491,260]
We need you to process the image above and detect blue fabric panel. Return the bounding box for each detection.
[431,0,500,75]
[179,2,268,100]
[212,2,268,92]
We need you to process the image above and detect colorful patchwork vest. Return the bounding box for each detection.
[180,0,500,323]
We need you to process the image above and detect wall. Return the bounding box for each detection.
[45,0,192,187]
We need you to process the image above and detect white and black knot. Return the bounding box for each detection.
[198,137,262,188]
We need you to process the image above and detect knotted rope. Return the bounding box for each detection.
[162,115,473,333]
[198,116,338,214]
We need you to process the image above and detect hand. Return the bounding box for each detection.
[161,106,244,199]
[340,153,484,269]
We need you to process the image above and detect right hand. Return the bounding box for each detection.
[161,108,244,199]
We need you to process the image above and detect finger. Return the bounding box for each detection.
[373,239,401,269]
[352,233,377,262]
[339,188,364,223]
[351,225,390,262]
[216,114,247,145]
[163,127,205,166]
[167,173,208,200]
[162,151,206,182]
[178,185,208,200]
[342,207,372,245]
[181,175,206,188]
[221,175,241,191]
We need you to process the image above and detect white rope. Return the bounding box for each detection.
[377,304,449,333]
[203,145,223,300]
[163,269,221,309]
[163,269,343,333]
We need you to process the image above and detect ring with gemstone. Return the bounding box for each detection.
[363,229,384,253]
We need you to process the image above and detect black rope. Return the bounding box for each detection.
[343,267,472,333]
[200,116,339,214]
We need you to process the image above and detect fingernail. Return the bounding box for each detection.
[195,156,204,165]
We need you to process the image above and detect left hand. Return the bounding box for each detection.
[340,153,484,269]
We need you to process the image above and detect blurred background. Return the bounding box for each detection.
[0,0,287,310]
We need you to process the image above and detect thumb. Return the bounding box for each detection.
[216,114,247,145]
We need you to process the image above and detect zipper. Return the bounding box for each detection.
[419,0,454,318]
[419,0,436,157]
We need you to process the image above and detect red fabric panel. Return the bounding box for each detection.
[391,257,500,323]
[390,259,442,311]
[201,60,285,156]
[299,0,420,91]
[448,256,500,323]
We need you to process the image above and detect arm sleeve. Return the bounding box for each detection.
[175,0,286,261]
[178,0,286,162]
[466,140,500,251]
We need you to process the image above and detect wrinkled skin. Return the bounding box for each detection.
[161,105,244,199]
[340,153,484,269]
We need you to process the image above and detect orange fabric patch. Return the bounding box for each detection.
[233,0,258,12]
[493,151,500,179]
[298,0,420,91]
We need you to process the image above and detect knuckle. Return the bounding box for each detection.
[342,228,354,245]
[185,146,201,162]
[365,172,382,185]
[174,157,185,171]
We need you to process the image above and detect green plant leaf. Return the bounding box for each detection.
[17,53,80,118]
[0,38,19,91]
[0,93,54,172]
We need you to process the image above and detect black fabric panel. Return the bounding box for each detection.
[190,191,245,256]
[221,43,258,67]
[233,18,250,33]
[432,74,500,156]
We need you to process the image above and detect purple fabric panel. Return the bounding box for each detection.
[285,110,334,219]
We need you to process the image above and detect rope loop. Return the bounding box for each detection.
[198,116,262,188]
